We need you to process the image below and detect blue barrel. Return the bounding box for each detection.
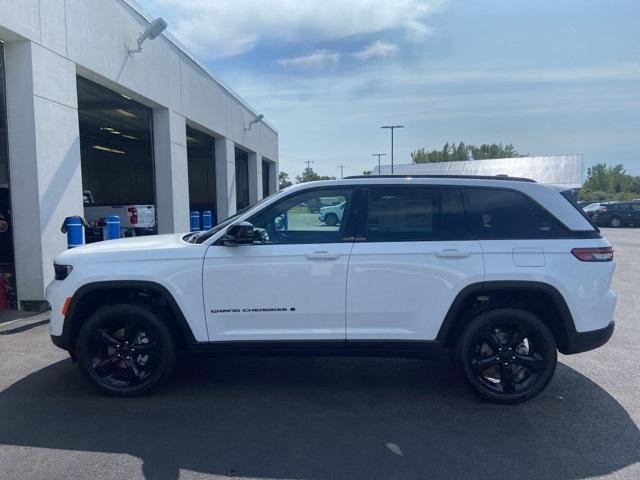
[66,217,84,249]
[106,215,121,240]
[202,210,212,230]
[190,211,200,232]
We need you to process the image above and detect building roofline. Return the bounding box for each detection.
[119,0,278,135]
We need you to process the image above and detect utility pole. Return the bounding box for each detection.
[371,153,387,174]
[337,165,346,178]
[380,125,404,174]
[304,159,314,171]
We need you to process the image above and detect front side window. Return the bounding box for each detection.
[249,188,354,244]
[466,188,565,239]
[365,187,441,242]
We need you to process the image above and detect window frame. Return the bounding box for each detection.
[235,185,360,245]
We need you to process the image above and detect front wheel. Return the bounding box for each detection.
[76,303,176,396]
[324,213,339,226]
[455,308,557,404]
[609,216,622,228]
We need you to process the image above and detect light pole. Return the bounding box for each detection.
[371,153,387,174]
[380,125,404,174]
[337,165,346,178]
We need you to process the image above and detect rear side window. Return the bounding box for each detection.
[465,188,566,239]
[366,187,440,241]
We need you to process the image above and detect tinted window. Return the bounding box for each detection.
[466,188,565,239]
[249,188,353,244]
[366,187,441,242]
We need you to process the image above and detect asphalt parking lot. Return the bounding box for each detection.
[0,228,638,480]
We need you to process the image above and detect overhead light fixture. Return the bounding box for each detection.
[186,135,198,142]
[115,109,137,119]
[100,127,115,131]
[93,145,125,155]
[110,131,121,135]
[128,17,168,54]
[121,134,138,140]
[121,94,133,100]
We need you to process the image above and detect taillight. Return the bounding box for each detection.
[571,247,614,262]
[128,207,138,224]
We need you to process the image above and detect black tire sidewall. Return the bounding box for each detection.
[610,216,622,228]
[325,213,338,226]
[455,308,557,404]
[76,303,176,396]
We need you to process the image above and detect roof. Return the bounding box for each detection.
[372,155,583,189]
[120,0,278,135]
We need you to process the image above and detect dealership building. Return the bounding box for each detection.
[0,0,279,310]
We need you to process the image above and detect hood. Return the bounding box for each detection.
[54,233,198,264]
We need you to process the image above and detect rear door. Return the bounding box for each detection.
[346,185,484,341]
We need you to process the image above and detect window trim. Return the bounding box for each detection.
[232,185,360,246]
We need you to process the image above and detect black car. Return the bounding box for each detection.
[591,201,640,227]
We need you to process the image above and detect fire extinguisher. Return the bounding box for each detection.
[0,276,7,310]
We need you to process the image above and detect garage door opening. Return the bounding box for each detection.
[77,77,156,236]
[187,126,217,223]
[235,148,249,211]
[0,42,16,309]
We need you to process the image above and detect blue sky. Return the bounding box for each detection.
[138,0,640,179]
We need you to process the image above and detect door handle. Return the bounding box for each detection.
[435,249,471,258]
[305,251,340,260]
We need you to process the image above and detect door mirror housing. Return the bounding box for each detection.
[222,222,255,245]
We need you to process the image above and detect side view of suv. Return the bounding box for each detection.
[319,200,345,226]
[590,201,640,228]
[46,176,616,404]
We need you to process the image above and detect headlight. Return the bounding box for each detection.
[54,264,73,280]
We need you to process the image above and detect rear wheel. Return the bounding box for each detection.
[455,308,557,404]
[609,216,622,228]
[324,213,339,226]
[76,303,176,396]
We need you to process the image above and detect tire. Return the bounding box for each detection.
[324,213,339,226]
[75,303,176,396]
[454,308,557,404]
[609,216,622,228]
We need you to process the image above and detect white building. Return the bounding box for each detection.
[372,155,583,189]
[0,0,279,310]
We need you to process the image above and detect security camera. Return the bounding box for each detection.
[128,17,168,54]
[245,114,265,131]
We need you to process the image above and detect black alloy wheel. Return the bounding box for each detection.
[609,216,622,228]
[456,308,557,404]
[76,304,176,396]
[324,213,339,226]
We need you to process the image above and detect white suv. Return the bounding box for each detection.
[46,176,617,403]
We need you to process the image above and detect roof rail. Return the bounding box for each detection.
[343,174,536,182]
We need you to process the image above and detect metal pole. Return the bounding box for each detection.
[380,126,403,175]
[371,153,386,174]
[338,165,345,178]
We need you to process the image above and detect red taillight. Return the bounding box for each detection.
[571,247,614,262]
[127,207,138,225]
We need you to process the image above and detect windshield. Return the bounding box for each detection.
[194,192,278,244]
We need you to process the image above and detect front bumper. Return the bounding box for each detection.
[564,321,615,354]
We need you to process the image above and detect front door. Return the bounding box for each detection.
[346,186,485,341]
[203,187,356,341]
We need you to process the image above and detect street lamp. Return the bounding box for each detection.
[380,125,404,174]
[371,153,387,174]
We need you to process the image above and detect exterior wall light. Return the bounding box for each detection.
[128,17,168,54]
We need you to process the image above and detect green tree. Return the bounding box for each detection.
[362,170,372,175]
[581,163,640,200]
[278,171,292,189]
[295,167,336,183]
[411,142,526,163]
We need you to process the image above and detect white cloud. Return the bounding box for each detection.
[151,0,443,58]
[353,40,399,61]
[278,50,341,69]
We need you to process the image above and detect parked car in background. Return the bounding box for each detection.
[318,200,345,226]
[582,202,605,218]
[591,201,640,227]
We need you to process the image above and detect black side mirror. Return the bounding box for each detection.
[222,222,255,246]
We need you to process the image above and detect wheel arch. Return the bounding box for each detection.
[437,281,576,354]
[61,280,197,356]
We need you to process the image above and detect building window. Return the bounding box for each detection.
[187,126,216,221]
[235,148,249,210]
[262,159,270,197]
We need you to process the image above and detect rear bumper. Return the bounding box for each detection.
[563,321,615,354]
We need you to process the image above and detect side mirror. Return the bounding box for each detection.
[222,222,255,246]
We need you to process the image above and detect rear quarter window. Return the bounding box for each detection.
[465,188,567,239]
